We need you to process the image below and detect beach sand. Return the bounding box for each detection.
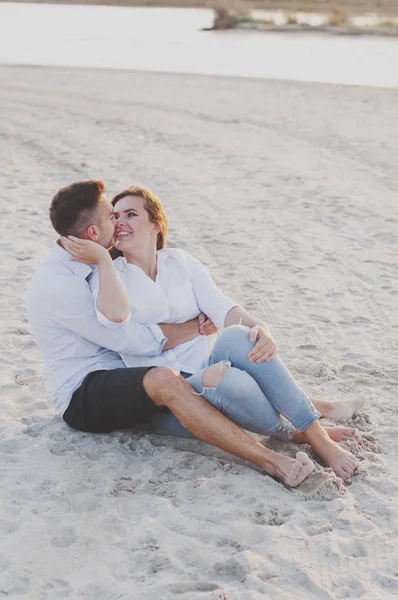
[1,65,397,599]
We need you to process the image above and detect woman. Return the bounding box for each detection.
[62,186,363,481]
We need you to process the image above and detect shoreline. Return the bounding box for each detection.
[4,62,398,91]
[206,21,398,37]
[1,0,397,37]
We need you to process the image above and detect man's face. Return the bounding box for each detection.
[95,196,116,248]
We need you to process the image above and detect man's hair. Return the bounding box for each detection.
[49,180,106,237]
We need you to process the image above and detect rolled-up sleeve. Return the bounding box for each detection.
[50,278,167,357]
[92,289,131,329]
[184,251,238,329]
[89,262,133,329]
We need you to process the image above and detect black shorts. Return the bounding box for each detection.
[63,367,157,434]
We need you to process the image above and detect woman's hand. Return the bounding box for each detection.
[60,236,110,265]
[198,312,219,336]
[248,326,277,363]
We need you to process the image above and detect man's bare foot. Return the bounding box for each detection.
[268,451,315,488]
[313,396,365,421]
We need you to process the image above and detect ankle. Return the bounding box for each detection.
[314,399,336,418]
[258,446,280,473]
[293,431,307,444]
[305,422,332,448]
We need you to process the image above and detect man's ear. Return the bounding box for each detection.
[86,225,99,242]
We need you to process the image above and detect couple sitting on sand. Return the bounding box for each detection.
[28,180,364,487]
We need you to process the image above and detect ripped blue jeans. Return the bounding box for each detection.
[150,325,320,441]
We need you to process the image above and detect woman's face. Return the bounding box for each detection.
[113,195,159,253]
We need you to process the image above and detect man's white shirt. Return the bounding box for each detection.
[27,244,166,416]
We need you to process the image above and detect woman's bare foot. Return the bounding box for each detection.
[293,426,357,444]
[320,442,358,480]
[305,423,358,480]
[268,451,315,487]
[313,396,365,421]
[323,426,357,442]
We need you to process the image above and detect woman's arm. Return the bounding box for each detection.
[225,305,277,363]
[183,251,238,329]
[224,305,271,334]
[61,236,130,323]
[60,238,213,348]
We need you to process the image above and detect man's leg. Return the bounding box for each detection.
[143,367,314,488]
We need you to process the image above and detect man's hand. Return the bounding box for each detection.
[198,312,219,336]
[60,236,110,266]
[248,326,277,363]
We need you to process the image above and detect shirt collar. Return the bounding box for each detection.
[52,241,93,279]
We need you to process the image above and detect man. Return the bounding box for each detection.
[27,180,316,487]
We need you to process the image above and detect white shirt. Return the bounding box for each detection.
[88,248,237,374]
[27,244,167,416]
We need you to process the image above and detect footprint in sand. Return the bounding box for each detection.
[0,552,12,572]
[41,578,71,599]
[50,526,77,549]
[211,557,247,582]
[1,573,30,596]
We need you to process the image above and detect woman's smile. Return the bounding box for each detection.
[114,229,133,245]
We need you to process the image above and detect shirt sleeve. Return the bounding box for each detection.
[49,276,167,357]
[181,250,238,329]
[89,262,131,329]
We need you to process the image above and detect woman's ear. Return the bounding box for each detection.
[86,225,99,242]
[152,222,161,235]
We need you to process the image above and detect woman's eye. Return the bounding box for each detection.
[127,212,136,218]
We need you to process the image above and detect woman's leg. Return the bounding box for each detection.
[212,328,364,422]
[211,327,320,434]
[151,365,356,443]
[151,364,296,441]
[310,397,366,421]
[210,326,358,479]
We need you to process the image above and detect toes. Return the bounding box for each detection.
[341,429,358,441]
[284,454,314,487]
[336,468,350,480]
[296,451,312,465]
[342,458,357,476]
[341,468,353,479]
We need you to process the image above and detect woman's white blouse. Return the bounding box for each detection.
[88,248,237,374]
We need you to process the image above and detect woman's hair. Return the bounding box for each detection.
[110,185,168,258]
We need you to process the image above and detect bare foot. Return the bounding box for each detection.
[324,426,358,443]
[293,426,357,445]
[315,439,358,480]
[270,451,315,488]
[314,396,366,421]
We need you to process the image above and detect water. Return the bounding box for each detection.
[0,3,397,87]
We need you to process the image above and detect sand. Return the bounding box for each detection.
[1,65,397,599]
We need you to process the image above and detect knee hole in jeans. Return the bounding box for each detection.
[201,363,230,390]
